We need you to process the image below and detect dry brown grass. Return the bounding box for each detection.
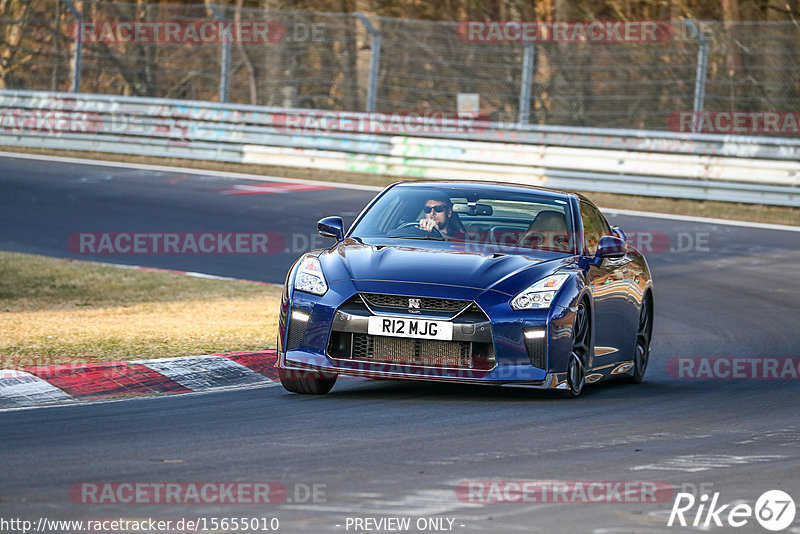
[0,252,282,368]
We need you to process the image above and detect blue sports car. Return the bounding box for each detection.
[277,181,654,397]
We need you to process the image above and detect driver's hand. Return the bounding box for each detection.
[419,218,437,232]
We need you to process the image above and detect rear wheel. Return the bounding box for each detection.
[627,296,652,383]
[279,368,337,395]
[564,300,590,398]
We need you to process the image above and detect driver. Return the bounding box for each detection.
[418,195,462,237]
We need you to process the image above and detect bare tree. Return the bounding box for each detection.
[0,0,33,89]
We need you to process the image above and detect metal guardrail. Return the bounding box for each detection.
[0,90,798,207]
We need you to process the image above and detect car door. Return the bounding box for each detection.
[579,201,638,367]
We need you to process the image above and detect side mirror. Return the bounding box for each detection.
[317,216,344,241]
[611,225,626,242]
[595,235,626,259]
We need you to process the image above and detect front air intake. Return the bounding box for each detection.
[524,330,548,369]
[286,310,309,350]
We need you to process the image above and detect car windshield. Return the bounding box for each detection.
[349,185,575,254]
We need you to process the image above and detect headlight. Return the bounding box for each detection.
[293,255,328,296]
[511,274,569,310]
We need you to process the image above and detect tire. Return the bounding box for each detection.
[626,294,652,384]
[563,300,591,398]
[279,368,337,395]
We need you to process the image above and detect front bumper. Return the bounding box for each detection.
[281,352,571,390]
[278,279,577,389]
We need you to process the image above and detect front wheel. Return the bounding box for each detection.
[563,300,590,398]
[626,296,652,384]
[279,368,337,395]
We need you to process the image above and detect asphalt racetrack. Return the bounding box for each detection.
[1,154,799,533]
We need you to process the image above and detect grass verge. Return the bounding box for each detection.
[0,251,281,368]
[3,146,798,227]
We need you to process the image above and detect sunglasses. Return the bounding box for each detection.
[423,205,447,213]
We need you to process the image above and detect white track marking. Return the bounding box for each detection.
[734,427,800,446]
[135,355,272,391]
[0,370,72,408]
[630,454,785,473]
[2,150,797,231]
[67,259,282,287]
[284,488,482,516]
[603,207,800,233]
[0,150,381,191]
[0,381,281,413]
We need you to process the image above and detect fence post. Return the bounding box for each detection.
[60,0,82,93]
[688,20,709,133]
[518,41,535,124]
[353,13,381,112]
[209,4,231,103]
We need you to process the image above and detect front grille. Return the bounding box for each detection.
[351,334,472,368]
[524,335,547,369]
[329,332,495,370]
[327,294,495,371]
[286,310,309,351]
[360,293,470,315]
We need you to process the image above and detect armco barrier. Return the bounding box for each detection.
[0,90,798,206]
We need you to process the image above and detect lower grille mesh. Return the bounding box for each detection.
[524,335,547,369]
[286,312,308,351]
[352,334,472,368]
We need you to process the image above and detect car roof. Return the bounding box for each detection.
[392,180,577,202]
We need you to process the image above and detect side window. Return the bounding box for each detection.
[580,201,612,254]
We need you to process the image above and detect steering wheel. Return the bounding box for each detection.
[553,234,570,251]
[520,232,570,251]
[396,221,446,239]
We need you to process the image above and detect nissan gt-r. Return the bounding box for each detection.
[276,181,654,398]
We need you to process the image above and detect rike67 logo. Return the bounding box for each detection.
[668,489,796,531]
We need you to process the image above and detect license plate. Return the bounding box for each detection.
[367,316,453,341]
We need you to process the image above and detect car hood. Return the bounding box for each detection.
[320,239,575,296]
